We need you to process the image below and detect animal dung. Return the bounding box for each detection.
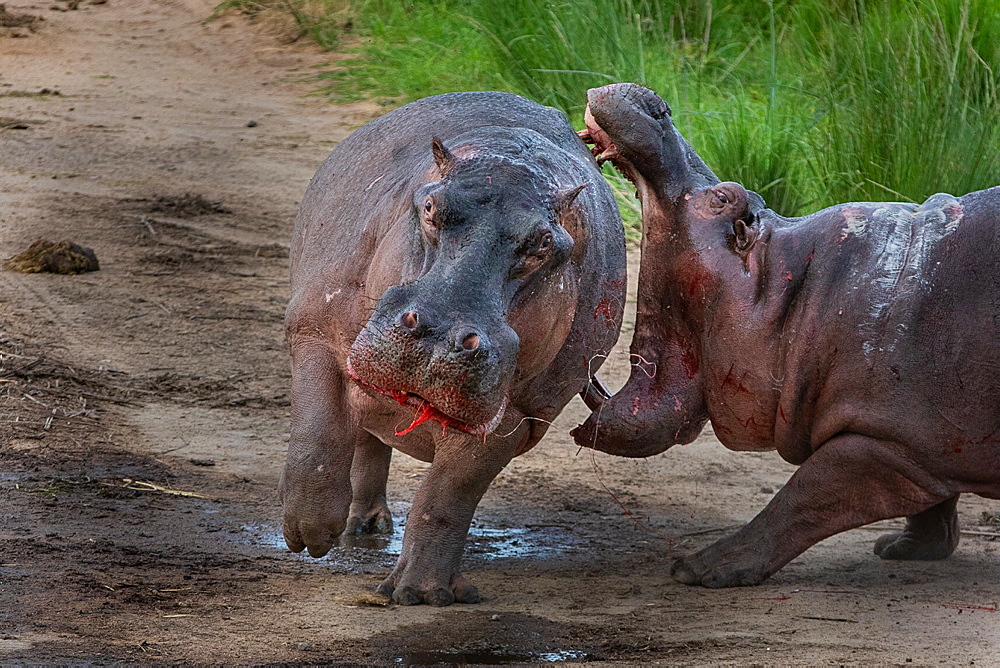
[3,239,100,274]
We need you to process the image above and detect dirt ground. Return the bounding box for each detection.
[1,1,997,664]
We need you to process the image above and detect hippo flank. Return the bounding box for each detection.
[573,83,1000,588]
[283,92,626,605]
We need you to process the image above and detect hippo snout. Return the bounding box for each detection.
[347,293,518,435]
[398,309,489,356]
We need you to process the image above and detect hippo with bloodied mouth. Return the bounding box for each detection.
[573,83,1000,588]
[282,92,626,605]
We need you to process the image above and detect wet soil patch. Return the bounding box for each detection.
[0,433,332,663]
[370,612,593,665]
[365,611,682,665]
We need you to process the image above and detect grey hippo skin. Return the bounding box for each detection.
[282,92,626,606]
[572,83,1000,588]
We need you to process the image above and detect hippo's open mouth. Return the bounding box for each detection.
[346,360,506,437]
[579,106,631,175]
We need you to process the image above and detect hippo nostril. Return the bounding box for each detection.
[462,333,481,351]
[400,311,419,330]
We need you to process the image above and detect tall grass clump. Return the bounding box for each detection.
[798,0,999,205]
[316,1,491,102]
[256,0,1000,223]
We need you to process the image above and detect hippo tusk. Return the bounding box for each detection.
[580,374,612,410]
[577,128,593,143]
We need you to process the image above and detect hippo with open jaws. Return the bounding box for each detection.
[282,92,626,605]
[573,83,1000,588]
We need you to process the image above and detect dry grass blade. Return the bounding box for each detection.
[120,478,208,499]
[339,592,392,608]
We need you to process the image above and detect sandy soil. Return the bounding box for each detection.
[1,1,998,664]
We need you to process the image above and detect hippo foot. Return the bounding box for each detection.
[376,573,480,607]
[873,530,957,561]
[340,505,393,548]
[280,485,350,558]
[874,497,959,561]
[670,551,768,588]
[345,504,393,536]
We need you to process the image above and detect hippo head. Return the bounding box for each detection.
[573,84,762,456]
[347,137,586,436]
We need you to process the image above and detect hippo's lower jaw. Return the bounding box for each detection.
[346,360,507,437]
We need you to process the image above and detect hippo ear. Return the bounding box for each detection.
[733,217,759,254]
[555,184,587,216]
[431,137,456,176]
[555,184,589,262]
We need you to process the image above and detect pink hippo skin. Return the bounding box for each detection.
[573,83,1000,588]
[282,92,626,605]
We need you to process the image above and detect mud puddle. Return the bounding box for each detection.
[394,648,587,665]
[240,501,586,568]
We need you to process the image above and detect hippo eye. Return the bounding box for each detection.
[715,191,729,205]
[537,232,553,252]
[423,199,433,213]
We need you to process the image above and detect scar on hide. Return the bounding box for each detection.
[839,208,868,241]
[943,204,963,233]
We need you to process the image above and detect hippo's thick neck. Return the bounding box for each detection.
[574,84,769,456]
[571,184,719,457]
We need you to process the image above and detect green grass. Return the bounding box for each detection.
[222,0,1000,223]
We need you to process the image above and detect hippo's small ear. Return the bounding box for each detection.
[733,217,759,254]
[555,184,589,263]
[555,184,587,216]
[431,137,456,176]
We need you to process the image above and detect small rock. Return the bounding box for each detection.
[759,486,773,494]
[490,614,500,621]
[246,120,258,128]
[296,642,309,651]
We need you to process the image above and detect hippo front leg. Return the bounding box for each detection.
[670,433,954,587]
[281,343,389,556]
[376,425,525,606]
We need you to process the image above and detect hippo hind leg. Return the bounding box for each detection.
[874,495,960,561]
[670,433,953,587]
[342,436,394,541]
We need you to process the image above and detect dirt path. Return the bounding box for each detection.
[1,1,997,663]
